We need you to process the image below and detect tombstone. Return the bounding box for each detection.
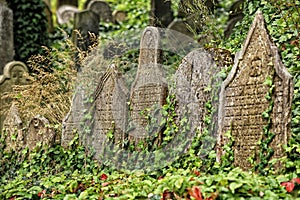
[217,11,293,170]
[72,10,100,51]
[129,26,168,147]
[150,0,174,27]
[174,49,223,141]
[56,5,79,25]
[56,0,78,10]
[2,103,23,151]
[167,19,193,38]
[0,1,14,74]
[224,0,245,38]
[43,0,54,32]
[0,61,28,131]
[61,88,85,147]
[92,64,128,154]
[113,10,127,23]
[87,0,113,23]
[26,115,55,151]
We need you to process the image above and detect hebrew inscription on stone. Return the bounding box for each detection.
[175,49,222,139]
[129,26,168,146]
[217,11,293,169]
[93,64,128,151]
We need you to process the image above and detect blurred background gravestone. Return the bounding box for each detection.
[217,12,293,170]
[56,0,78,10]
[0,61,29,132]
[0,0,14,75]
[56,5,79,25]
[72,10,99,52]
[87,0,114,23]
[224,0,245,38]
[150,0,174,27]
[43,0,54,32]
[129,26,167,148]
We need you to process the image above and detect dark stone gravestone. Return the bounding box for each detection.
[0,1,14,74]
[56,5,79,25]
[26,115,56,151]
[0,61,28,131]
[72,10,100,51]
[217,11,293,170]
[2,103,23,151]
[92,64,128,157]
[129,26,168,147]
[150,0,174,27]
[87,0,113,23]
[56,0,78,10]
[43,0,54,32]
[224,0,245,38]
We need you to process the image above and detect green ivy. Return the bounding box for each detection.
[7,0,49,63]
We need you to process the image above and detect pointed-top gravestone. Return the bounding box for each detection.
[2,103,23,151]
[217,11,293,170]
[92,63,128,156]
[0,1,14,74]
[129,26,167,147]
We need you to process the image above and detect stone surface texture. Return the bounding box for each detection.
[217,11,293,169]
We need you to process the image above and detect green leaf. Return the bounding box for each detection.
[229,182,243,193]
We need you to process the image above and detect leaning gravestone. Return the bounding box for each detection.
[0,1,14,74]
[2,103,23,151]
[72,10,100,51]
[150,0,174,27]
[217,11,293,170]
[26,115,56,151]
[174,49,223,144]
[56,5,79,25]
[0,61,28,131]
[87,0,113,23]
[92,64,128,156]
[129,26,168,147]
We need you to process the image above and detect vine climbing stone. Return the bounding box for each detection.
[129,26,168,148]
[217,11,293,170]
[174,48,224,156]
[92,63,129,158]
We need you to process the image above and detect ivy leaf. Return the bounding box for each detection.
[229,182,243,193]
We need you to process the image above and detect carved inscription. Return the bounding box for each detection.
[94,64,128,146]
[217,11,293,170]
[129,26,167,145]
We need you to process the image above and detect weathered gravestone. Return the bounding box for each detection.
[217,11,293,170]
[87,0,113,23]
[56,5,79,25]
[26,115,56,151]
[43,0,54,32]
[72,10,100,51]
[150,0,174,27]
[0,1,14,74]
[129,26,168,147]
[2,103,23,151]
[92,64,128,155]
[0,61,28,131]
[113,10,127,23]
[174,49,223,142]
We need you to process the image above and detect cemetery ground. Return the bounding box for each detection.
[1,0,300,199]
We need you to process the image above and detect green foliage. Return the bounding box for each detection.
[7,0,49,63]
